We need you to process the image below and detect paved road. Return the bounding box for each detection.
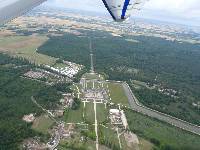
[122,83,200,136]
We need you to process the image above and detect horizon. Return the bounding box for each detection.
[38,4,200,30]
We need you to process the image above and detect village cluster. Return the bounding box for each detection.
[24,60,82,86]
[24,68,70,85]
[22,92,76,149]
[45,61,83,78]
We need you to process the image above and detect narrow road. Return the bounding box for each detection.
[90,53,94,73]
[94,102,99,150]
[89,38,94,73]
[122,83,200,136]
[116,128,122,149]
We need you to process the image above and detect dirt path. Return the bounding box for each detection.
[31,96,57,123]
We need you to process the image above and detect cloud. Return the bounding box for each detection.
[144,0,198,12]
[47,0,104,11]
[140,0,200,26]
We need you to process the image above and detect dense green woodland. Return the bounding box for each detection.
[133,87,200,125]
[0,54,61,149]
[38,31,200,124]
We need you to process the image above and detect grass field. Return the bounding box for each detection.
[0,35,57,65]
[131,80,155,90]
[108,82,129,106]
[85,103,108,124]
[85,103,95,123]
[96,103,108,123]
[63,103,84,123]
[139,138,154,150]
[32,114,54,134]
[125,109,200,149]
[83,73,104,80]
[53,63,68,68]
[99,125,120,149]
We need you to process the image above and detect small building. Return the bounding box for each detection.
[55,110,64,117]
[60,93,74,108]
[109,109,123,125]
[120,110,128,129]
[109,109,128,129]
[23,114,35,123]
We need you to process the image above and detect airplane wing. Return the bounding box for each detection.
[102,0,149,22]
[0,0,47,25]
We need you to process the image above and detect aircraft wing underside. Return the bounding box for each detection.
[0,0,47,25]
[102,0,149,22]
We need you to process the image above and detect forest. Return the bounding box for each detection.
[0,54,62,149]
[38,30,200,124]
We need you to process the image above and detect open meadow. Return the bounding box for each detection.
[0,35,57,65]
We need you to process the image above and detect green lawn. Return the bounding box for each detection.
[96,104,108,123]
[125,109,200,149]
[85,81,102,90]
[53,63,68,68]
[108,82,129,106]
[86,81,93,89]
[63,103,84,123]
[32,114,54,134]
[85,103,108,124]
[85,103,95,123]
[83,73,104,80]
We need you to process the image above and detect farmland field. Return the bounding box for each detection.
[0,35,57,65]
[32,114,54,134]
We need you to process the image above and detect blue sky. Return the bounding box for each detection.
[45,0,200,26]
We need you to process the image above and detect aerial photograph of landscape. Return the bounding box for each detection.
[0,0,200,150]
